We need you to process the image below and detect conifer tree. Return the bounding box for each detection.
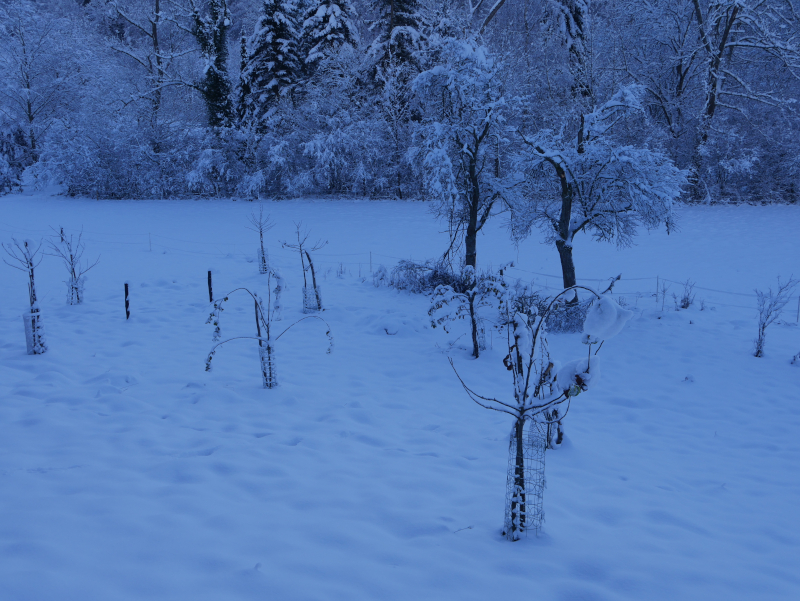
[300,0,358,72]
[241,0,301,123]
[368,0,420,67]
[189,0,234,127]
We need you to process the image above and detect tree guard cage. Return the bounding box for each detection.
[67,276,85,305]
[303,285,322,313]
[259,341,277,388]
[258,247,269,274]
[22,310,46,355]
[503,418,547,540]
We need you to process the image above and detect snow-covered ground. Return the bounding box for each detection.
[1,195,799,601]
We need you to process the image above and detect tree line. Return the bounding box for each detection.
[0,0,797,207]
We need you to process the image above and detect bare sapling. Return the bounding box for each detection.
[205,268,330,388]
[281,223,327,313]
[450,286,632,540]
[3,238,47,354]
[659,281,670,311]
[246,205,275,274]
[754,277,798,357]
[679,279,696,309]
[47,227,99,305]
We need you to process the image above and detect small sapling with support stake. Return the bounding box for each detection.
[281,223,327,313]
[450,286,631,541]
[246,205,275,275]
[205,268,330,388]
[47,227,99,305]
[3,238,47,354]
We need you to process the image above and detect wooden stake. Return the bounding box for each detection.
[124,282,130,320]
[208,270,213,303]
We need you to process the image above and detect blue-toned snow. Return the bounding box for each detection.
[1,195,799,600]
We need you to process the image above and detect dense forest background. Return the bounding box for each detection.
[0,0,798,204]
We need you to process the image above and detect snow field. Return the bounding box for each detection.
[1,196,799,600]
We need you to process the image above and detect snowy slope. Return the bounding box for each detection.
[1,195,799,601]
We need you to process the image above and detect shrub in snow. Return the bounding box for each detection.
[451,287,632,540]
[679,280,696,309]
[429,266,507,358]
[246,205,274,274]
[282,223,326,313]
[373,264,388,287]
[205,274,331,389]
[754,277,798,357]
[2,238,47,354]
[46,227,99,305]
[389,258,460,294]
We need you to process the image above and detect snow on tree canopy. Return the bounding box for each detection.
[583,296,632,342]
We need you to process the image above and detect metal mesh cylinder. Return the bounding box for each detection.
[303,286,322,313]
[259,343,277,388]
[503,419,547,540]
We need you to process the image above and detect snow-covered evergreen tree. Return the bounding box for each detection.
[189,0,234,127]
[241,0,302,124]
[300,0,358,72]
[368,0,421,67]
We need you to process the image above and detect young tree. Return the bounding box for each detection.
[429,265,507,358]
[451,288,632,539]
[240,0,302,124]
[47,227,100,305]
[3,238,47,355]
[246,205,275,274]
[281,223,327,312]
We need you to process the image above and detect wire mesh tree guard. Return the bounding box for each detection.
[503,418,547,539]
[257,247,269,274]
[303,285,322,313]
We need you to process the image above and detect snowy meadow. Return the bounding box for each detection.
[1,194,799,601]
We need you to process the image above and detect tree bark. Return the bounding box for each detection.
[464,155,480,269]
[468,291,480,358]
[555,239,577,291]
[510,417,526,538]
